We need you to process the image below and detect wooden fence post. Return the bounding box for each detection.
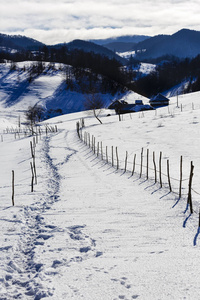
[106,146,108,163]
[30,162,34,192]
[159,151,162,188]
[167,160,172,192]
[12,170,14,206]
[33,156,37,185]
[146,149,149,180]
[30,141,34,158]
[91,135,93,150]
[187,161,194,214]
[116,147,119,170]
[112,146,114,167]
[132,154,136,176]
[97,142,99,157]
[93,137,96,154]
[124,151,128,173]
[153,151,157,183]
[101,142,103,160]
[140,148,143,178]
[179,156,183,198]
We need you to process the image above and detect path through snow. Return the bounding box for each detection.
[0,119,200,300]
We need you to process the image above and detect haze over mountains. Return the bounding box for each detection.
[1,28,200,61]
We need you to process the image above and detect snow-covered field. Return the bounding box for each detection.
[0,62,200,299]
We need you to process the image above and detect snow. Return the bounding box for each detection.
[117,50,136,59]
[0,62,200,299]
[138,62,156,75]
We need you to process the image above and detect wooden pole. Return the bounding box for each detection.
[132,154,136,176]
[179,156,183,199]
[146,149,149,180]
[116,147,119,170]
[167,160,172,192]
[97,142,99,157]
[88,133,90,148]
[91,135,93,150]
[124,151,128,173]
[140,148,143,178]
[187,161,194,214]
[30,141,34,158]
[93,137,95,154]
[106,146,108,163]
[12,170,14,206]
[112,146,114,167]
[159,151,162,188]
[101,142,103,160]
[153,151,157,183]
[30,162,34,192]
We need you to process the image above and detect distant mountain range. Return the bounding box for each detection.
[133,29,200,59]
[0,33,45,51]
[90,35,149,52]
[91,29,200,60]
[1,28,200,61]
[53,39,127,64]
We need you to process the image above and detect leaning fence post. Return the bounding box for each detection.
[187,161,194,214]
[12,170,15,206]
[179,156,183,199]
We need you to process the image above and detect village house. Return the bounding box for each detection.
[149,93,170,108]
[108,99,154,114]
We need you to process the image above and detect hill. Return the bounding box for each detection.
[90,35,149,52]
[0,83,200,299]
[134,29,200,59]
[0,61,148,123]
[66,39,126,64]
[0,33,45,51]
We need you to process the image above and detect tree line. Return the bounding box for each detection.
[2,45,200,97]
[131,55,200,97]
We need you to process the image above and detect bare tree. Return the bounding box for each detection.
[25,104,45,125]
[84,92,104,124]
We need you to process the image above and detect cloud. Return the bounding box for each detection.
[1,0,200,44]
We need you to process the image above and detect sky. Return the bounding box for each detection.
[1,0,200,45]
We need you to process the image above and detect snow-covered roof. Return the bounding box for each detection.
[150,93,170,102]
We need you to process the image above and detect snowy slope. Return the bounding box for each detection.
[0,62,132,125]
[0,81,200,299]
